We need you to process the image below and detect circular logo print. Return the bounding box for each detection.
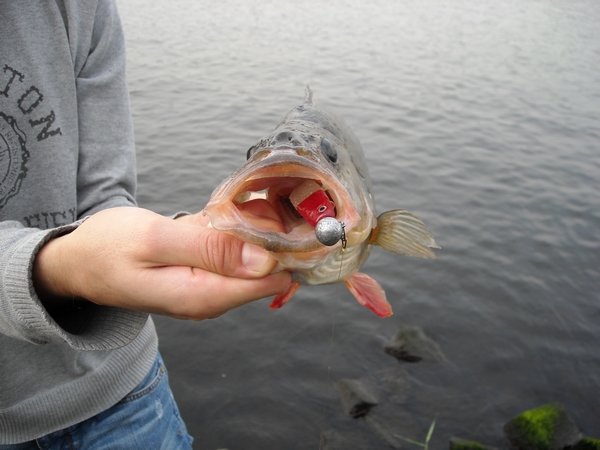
[0,112,29,208]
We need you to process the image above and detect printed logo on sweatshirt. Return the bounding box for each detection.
[0,112,29,208]
[22,208,77,228]
[0,64,62,209]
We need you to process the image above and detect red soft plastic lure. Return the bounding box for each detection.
[295,189,336,227]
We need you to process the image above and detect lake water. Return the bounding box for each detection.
[116,0,600,448]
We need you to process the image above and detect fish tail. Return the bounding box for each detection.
[370,209,440,258]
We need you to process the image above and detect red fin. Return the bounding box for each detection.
[270,281,301,310]
[345,272,393,318]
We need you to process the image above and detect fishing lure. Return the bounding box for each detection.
[289,180,346,247]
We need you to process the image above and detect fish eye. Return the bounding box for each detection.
[321,138,337,163]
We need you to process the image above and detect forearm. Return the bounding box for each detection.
[29,207,291,321]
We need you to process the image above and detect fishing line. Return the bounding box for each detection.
[318,228,346,449]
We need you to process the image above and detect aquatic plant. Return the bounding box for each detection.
[391,419,436,450]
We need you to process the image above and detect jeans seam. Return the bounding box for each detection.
[120,365,166,404]
[62,430,75,450]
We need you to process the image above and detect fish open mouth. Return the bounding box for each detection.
[203,150,360,253]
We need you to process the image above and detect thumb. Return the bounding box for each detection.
[163,224,278,279]
[240,242,278,276]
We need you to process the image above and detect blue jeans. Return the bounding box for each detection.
[1,352,193,450]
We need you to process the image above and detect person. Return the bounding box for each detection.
[0,1,291,448]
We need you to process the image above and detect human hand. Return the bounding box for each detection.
[33,206,291,320]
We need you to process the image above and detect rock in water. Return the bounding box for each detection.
[573,438,600,450]
[335,378,378,417]
[449,437,498,450]
[503,403,582,450]
[384,325,446,363]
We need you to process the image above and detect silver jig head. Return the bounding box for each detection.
[315,217,347,249]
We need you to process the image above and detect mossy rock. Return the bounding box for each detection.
[449,437,497,450]
[503,403,582,450]
[573,438,600,450]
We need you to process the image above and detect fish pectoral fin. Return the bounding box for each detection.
[370,209,440,259]
[269,281,301,310]
[345,272,392,318]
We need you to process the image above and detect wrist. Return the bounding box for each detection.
[33,233,75,307]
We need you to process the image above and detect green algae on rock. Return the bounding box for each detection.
[449,437,497,450]
[573,438,600,450]
[503,403,582,450]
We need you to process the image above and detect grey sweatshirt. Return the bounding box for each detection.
[0,0,158,443]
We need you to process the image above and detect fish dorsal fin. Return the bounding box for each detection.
[270,280,301,310]
[345,272,392,318]
[304,86,314,106]
[370,210,440,259]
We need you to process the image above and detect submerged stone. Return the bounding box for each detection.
[363,415,403,449]
[503,403,582,450]
[384,325,446,363]
[449,437,498,450]
[320,428,381,450]
[335,378,378,417]
[319,430,343,450]
[573,438,600,450]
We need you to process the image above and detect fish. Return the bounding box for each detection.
[202,88,439,317]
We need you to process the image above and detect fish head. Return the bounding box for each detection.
[203,90,438,317]
[203,99,377,275]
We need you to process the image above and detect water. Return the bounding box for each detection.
[117,0,600,448]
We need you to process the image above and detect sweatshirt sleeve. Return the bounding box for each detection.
[0,220,149,350]
[73,0,138,216]
[0,0,148,350]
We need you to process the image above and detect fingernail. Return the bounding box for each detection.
[242,243,272,274]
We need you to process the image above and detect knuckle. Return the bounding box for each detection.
[199,230,241,275]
